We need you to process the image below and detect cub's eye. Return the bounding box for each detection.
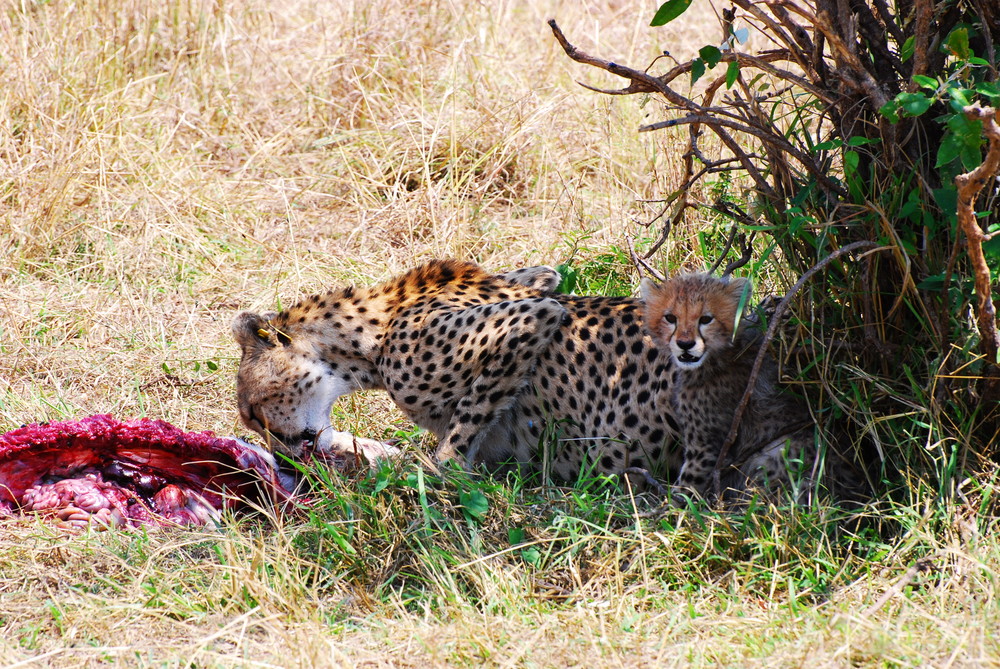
[663,313,677,325]
[699,315,714,325]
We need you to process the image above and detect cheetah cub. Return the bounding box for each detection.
[640,273,816,501]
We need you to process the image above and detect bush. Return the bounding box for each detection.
[550,0,1000,500]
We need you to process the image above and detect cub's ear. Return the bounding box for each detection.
[726,276,752,299]
[232,312,272,350]
[639,277,661,302]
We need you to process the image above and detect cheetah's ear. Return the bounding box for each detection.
[232,312,273,351]
[638,277,661,302]
[725,276,752,307]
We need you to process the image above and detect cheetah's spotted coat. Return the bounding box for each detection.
[232,260,681,481]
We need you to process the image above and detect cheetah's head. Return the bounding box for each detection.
[640,273,750,370]
[231,311,354,458]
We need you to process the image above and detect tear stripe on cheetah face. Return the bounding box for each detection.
[641,273,818,501]
[227,329,367,456]
[233,259,682,484]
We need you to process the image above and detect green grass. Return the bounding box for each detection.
[1,0,998,666]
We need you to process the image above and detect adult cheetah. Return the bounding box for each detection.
[232,260,681,483]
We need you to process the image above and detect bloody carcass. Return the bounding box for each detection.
[0,414,295,530]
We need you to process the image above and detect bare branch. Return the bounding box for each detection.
[639,114,848,197]
[708,223,745,276]
[721,240,755,277]
[910,0,933,87]
[871,0,905,43]
[626,234,666,282]
[731,0,812,73]
[547,19,693,108]
[653,50,837,104]
[577,81,657,96]
[643,200,695,258]
[707,201,759,276]
[547,19,843,205]
[778,2,892,108]
[954,104,1000,369]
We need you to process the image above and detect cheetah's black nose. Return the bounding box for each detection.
[676,339,696,351]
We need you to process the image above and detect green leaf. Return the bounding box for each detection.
[941,113,984,170]
[843,149,860,176]
[976,82,1000,105]
[960,143,983,171]
[699,45,722,68]
[899,189,921,222]
[900,36,915,62]
[206,360,218,371]
[932,186,958,222]
[984,235,1000,263]
[948,87,973,113]
[895,92,932,117]
[947,112,981,139]
[521,547,541,567]
[911,74,938,90]
[847,136,881,147]
[372,469,391,494]
[878,100,900,123]
[813,138,843,151]
[459,488,489,521]
[508,527,526,545]
[945,27,970,59]
[554,263,577,294]
[650,0,693,27]
[917,274,946,291]
[725,60,739,88]
[690,58,706,85]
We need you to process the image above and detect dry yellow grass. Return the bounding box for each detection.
[2,0,999,666]
[1,0,718,434]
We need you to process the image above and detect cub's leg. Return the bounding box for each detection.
[425,298,567,466]
[673,383,741,497]
[674,387,815,500]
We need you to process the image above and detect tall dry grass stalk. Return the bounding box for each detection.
[1,0,715,432]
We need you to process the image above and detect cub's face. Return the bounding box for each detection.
[641,274,750,370]
[231,311,352,457]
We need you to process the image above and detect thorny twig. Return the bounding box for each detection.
[707,222,745,275]
[710,240,884,499]
[626,234,666,282]
[720,233,755,277]
[547,18,847,214]
[708,200,758,276]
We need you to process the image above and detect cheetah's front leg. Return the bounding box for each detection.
[428,298,567,467]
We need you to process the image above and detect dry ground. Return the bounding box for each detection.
[2,0,999,666]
